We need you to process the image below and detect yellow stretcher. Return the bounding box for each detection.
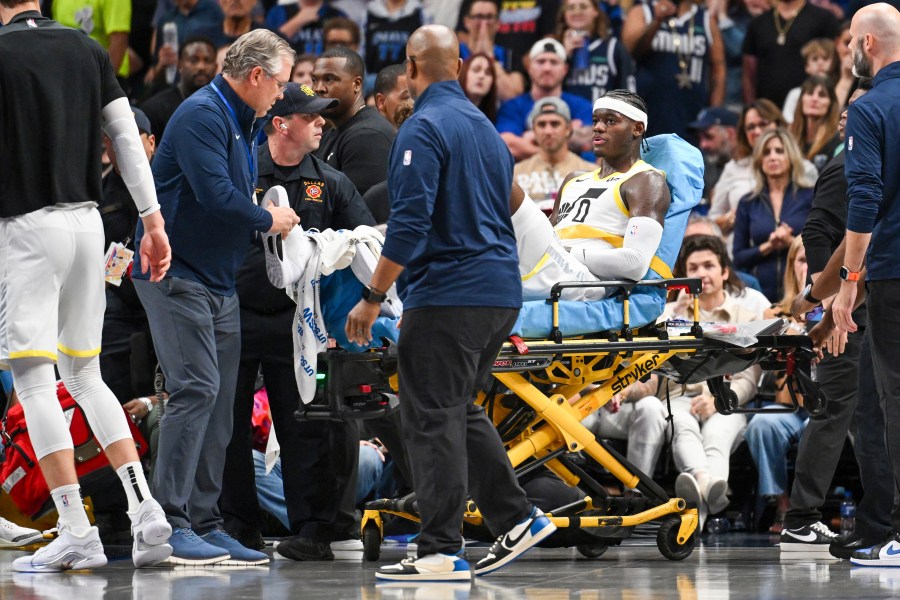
[308,278,822,562]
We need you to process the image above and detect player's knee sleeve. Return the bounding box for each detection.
[57,354,133,449]
[9,358,74,460]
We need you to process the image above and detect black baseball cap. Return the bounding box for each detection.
[269,82,339,117]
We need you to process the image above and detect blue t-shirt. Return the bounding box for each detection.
[265,4,346,55]
[382,80,521,310]
[460,41,510,73]
[496,91,595,161]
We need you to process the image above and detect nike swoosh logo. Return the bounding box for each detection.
[235,134,241,140]
[784,530,818,542]
[885,544,900,556]
[502,521,533,550]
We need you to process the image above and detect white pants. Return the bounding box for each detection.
[670,395,746,481]
[583,396,668,476]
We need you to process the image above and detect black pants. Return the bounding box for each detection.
[866,280,900,533]
[786,327,893,535]
[220,308,355,542]
[398,306,531,556]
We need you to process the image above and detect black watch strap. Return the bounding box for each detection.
[362,285,388,304]
[803,283,820,305]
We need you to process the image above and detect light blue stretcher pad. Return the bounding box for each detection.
[511,287,667,339]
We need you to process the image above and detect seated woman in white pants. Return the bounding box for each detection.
[659,235,763,527]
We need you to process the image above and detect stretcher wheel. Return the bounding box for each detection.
[712,388,738,416]
[576,543,608,558]
[363,521,381,561]
[656,517,695,561]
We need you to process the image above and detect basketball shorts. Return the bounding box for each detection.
[0,204,106,367]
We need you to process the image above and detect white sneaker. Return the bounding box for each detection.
[0,517,44,548]
[12,525,107,572]
[377,553,472,581]
[704,478,730,515]
[130,499,173,568]
[330,539,364,552]
[675,473,708,532]
[260,185,312,289]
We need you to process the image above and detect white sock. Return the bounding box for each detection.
[51,484,91,536]
[115,461,152,515]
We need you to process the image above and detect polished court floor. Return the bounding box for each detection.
[2,533,897,600]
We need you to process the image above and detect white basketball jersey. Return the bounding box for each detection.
[554,160,660,255]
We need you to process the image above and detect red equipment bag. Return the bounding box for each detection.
[0,382,148,519]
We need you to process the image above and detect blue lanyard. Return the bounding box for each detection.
[210,81,257,194]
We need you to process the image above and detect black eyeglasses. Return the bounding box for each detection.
[404,56,417,66]
[468,13,497,21]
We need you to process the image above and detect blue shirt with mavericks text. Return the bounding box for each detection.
[133,74,273,296]
[845,61,900,281]
[381,80,521,310]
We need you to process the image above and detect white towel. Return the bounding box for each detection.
[265,223,401,404]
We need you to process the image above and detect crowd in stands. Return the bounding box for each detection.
[1,0,880,549]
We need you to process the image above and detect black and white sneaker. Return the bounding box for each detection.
[376,553,472,581]
[473,507,556,576]
[780,521,837,556]
[850,531,900,567]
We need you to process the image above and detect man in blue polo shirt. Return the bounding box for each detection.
[829,2,900,568]
[345,24,556,582]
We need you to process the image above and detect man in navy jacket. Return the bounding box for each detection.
[830,2,900,567]
[345,24,556,582]
[133,30,300,566]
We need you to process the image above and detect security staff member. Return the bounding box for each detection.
[220,82,376,560]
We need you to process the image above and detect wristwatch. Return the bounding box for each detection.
[802,283,820,304]
[839,266,861,282]
[361,285,388,304]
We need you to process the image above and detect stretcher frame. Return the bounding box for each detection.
[326,278,820,562]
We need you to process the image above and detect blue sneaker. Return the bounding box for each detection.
[376,553,472,581]
[850,532,900,567]
[166,528,229,566]
[473,507,556,575]
[201,529,269,566]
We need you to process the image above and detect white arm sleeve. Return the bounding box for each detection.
[101,97,160,217]
[578,216,664,281]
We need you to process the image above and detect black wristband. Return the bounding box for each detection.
[802,283,820,305]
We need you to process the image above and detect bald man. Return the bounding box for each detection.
[823,2,900,567]
[345,25,555,581]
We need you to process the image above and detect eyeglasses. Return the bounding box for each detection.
[267,72,288,93]
[745,120,771,132]
[404,56,417,66]
[468,13,498,21]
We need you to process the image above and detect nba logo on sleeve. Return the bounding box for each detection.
[848,136,854,151]
[403,150,412,166]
